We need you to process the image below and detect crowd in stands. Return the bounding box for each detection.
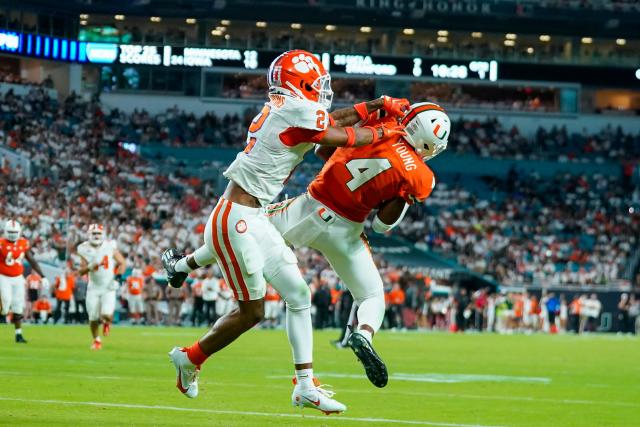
[1,83,640,334]
[449,118,640,160]
[398,170,639,287]
[0,71,54,89]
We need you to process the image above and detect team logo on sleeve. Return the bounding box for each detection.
[235,220,248,234]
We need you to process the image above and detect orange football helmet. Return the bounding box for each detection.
[268,50,333,109]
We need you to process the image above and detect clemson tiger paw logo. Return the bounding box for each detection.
[291,54,316,74]
[235,220,247,234]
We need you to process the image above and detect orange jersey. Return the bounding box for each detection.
[0,238,29,277]
[34,299,52,312]
[264,285,280,302]
[309,126,435,222]
[26,273,42,289]
[127,276,144,295]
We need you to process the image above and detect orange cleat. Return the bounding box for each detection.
[91,339,102,350]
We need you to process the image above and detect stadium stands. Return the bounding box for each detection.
[1,82,638,332]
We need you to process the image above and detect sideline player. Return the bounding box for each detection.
[126,269,145,324]
[76,224,126,349]
[161,49,404,412]
[268,102,450,387]
[0,219,48,343]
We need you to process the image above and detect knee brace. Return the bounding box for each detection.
[12,314,23,322]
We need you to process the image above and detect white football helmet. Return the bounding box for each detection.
[88,223,105,246]
[4,219,22,242]
[402,102,450,160]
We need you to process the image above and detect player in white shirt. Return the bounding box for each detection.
[76,224,126,350]
[162,49,405,412]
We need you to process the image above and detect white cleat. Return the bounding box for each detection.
[168,347,200,398]
[292,381,347,415]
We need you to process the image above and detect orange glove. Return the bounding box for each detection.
[381,95,410,117]
[366,122,406,143]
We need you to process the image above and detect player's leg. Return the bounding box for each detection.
[168,200,267,399]
[0,275,11,323]
[11,276,27,343]
[86,288,102,349]
[101,290,116,336]
[263,219,346,414]
[314,230,388,388]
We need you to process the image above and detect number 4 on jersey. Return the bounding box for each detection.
[345,158,392,191]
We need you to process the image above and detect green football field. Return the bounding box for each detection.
[0,325,638,427]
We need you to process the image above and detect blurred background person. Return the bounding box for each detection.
[127,269,145,325]
[201,269,219,326]
[53,269,75,324]
[73,274,88,324]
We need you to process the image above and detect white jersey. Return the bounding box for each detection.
[223,95,328,206]
[77,239,118,287]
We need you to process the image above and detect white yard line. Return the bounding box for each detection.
[0,396,506,427]
[2,370,636,409]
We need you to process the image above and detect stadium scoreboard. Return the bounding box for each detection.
[1,29,639,88]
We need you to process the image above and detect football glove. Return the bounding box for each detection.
[381,95,410,118]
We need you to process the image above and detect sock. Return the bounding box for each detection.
[295,368,314,390]
[357,327,373,343]
[15,328,22,335]
[95,336,101,342]
[356,294,385,336]
[185,341,209,366]
[285,307,313,365]
[175,257,194,274]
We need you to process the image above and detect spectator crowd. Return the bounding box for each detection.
[1,83,639,335]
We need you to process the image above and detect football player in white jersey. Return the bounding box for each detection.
[162,49,405,413]
[76,224,126,350]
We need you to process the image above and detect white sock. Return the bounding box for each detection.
[357,327,373,343]
[295,368,314,390]
[175,257,193,274]
[94,336,101,342]
[15,328,22,335]
[356,294,385,336]
[286,307,313,365]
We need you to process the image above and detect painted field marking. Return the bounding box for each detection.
[269,372,551,384]
[2,369,637,409]
[0,396,507,427]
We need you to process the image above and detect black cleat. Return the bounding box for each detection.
[15,334,28,344]
[347,332,388,388]
[162,248,188,288]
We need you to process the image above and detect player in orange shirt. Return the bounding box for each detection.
[268,102,450,387]
[126,269,145,324]
[0,220,48,343]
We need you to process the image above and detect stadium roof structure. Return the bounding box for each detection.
[5,0,640,39]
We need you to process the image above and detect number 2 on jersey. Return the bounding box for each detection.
[245,105,272,154]
[345,158,392,191]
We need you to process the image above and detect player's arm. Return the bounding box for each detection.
[316,123,405,148]
[331,96,410,127]
[77,256,92,276]
[372,197,410,234]
[24,249,46,277]
[114,250,126,275]
[281,121,405,149]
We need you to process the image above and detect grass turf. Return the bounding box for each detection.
[0,325,638,426]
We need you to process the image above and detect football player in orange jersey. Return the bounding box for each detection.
[0,220,48,343]
[268,102,450,388]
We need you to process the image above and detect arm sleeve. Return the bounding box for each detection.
[372,202,410,234]
[279,127,328,147]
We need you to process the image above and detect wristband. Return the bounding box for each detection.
[344,127,356,147]
[364,126,378,144]
[353,102,369,122]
